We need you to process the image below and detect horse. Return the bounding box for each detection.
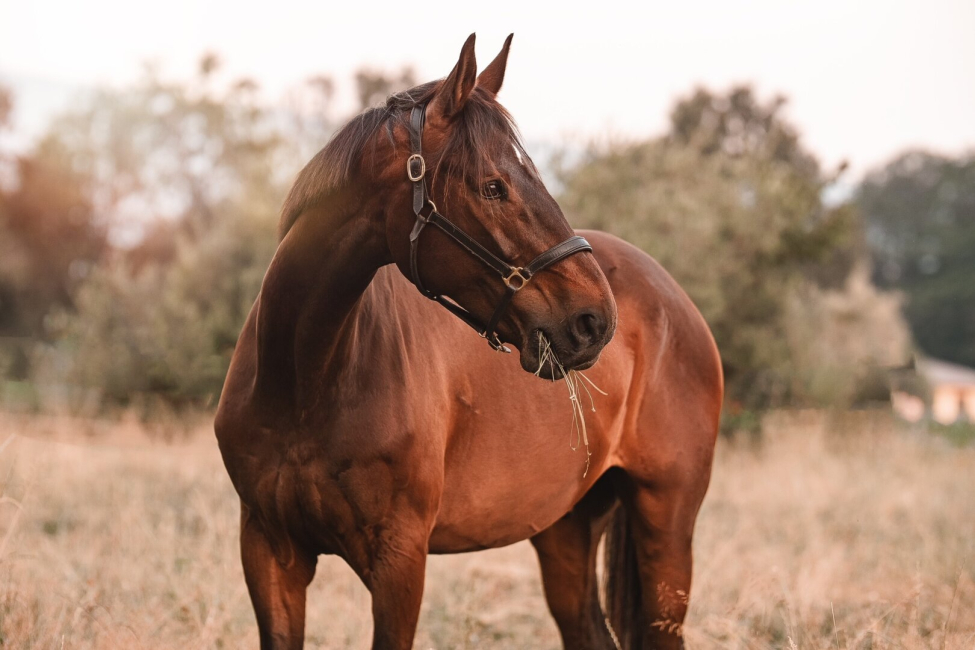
[215,33,723,650]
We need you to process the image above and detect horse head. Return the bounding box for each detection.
[384,34,618,378]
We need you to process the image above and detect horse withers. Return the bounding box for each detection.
[215,33,723,650]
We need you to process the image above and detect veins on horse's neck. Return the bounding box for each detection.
[253,186,391,419]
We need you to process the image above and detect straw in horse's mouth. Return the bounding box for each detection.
[534,331,608,477]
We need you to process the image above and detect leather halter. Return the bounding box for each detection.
[406,104,593,353]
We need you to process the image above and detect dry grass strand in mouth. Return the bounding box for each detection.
[535,332,608,477]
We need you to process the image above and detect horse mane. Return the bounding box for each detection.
[278,80,536,240]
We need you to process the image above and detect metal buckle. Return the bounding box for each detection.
[480,331,512,353]
[407,154,426,182]
[503,268,529,291]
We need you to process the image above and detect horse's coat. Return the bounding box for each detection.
[216,34,722,650]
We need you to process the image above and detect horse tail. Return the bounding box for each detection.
[603,504,642,650]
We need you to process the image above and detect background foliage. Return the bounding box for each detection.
[858,151,975,368]
[0,59,969,412]
[560,87,908,407]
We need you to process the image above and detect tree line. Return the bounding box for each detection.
[0,56,970,414]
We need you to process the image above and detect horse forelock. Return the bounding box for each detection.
[277,81,534,241]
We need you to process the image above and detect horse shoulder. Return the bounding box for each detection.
[582,230,723,488]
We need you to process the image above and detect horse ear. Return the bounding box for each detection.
[477,34,513,96]
[430,33,477,119]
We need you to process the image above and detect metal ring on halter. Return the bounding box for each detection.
[503,268,529,291]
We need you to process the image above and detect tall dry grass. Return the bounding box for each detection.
[686,411,974,648]
[0,410,972,649]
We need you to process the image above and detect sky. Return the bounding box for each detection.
[2,0,974,178]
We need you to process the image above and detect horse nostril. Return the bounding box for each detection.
[568,310,606,350]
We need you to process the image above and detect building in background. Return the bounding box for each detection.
[891,358,975,424]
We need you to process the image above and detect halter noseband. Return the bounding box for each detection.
[406,104,593,353]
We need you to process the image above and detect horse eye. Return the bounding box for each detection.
[481,179,506,200]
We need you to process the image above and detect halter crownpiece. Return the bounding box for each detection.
[406,104,593,353]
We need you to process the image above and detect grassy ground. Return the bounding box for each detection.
[0,410,972,649]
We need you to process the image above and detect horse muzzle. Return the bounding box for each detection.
[520,304,616,379]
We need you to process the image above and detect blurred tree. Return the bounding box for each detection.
[858,151,975,367]
[784,263,911,406]
[0,154,106,336]
[34,55,286,405]
[669,85,820,180]
[51,196,277,404]
[0,87,108,384]
[0,85,11,129]
[560,86,905,408]
[31,59,420,407]
[38,56,288,244]
[354,67,416,111]
[282,74,339,169]
[281,66,414,165]
[668,86,857,288]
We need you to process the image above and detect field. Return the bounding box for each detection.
[0,410,972,649]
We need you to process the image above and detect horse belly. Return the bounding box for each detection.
[429,467,583,554]
[427,377,620,553]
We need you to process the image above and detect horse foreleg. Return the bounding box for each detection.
[363,529,428,650]
[531,474,619,650]
[240,503,317,650]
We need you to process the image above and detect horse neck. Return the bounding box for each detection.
[253,186,391,418]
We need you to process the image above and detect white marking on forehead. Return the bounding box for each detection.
[510,139,542,183]
[512,142,525,166]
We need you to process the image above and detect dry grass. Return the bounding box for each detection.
[0,410,972,649]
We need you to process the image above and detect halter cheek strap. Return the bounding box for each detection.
[406,104,593,353]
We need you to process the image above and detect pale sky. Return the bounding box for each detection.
[2,0,974,177]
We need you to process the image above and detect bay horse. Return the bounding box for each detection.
[215,34,722,650]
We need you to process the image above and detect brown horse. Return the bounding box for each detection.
[215,34,722,650]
